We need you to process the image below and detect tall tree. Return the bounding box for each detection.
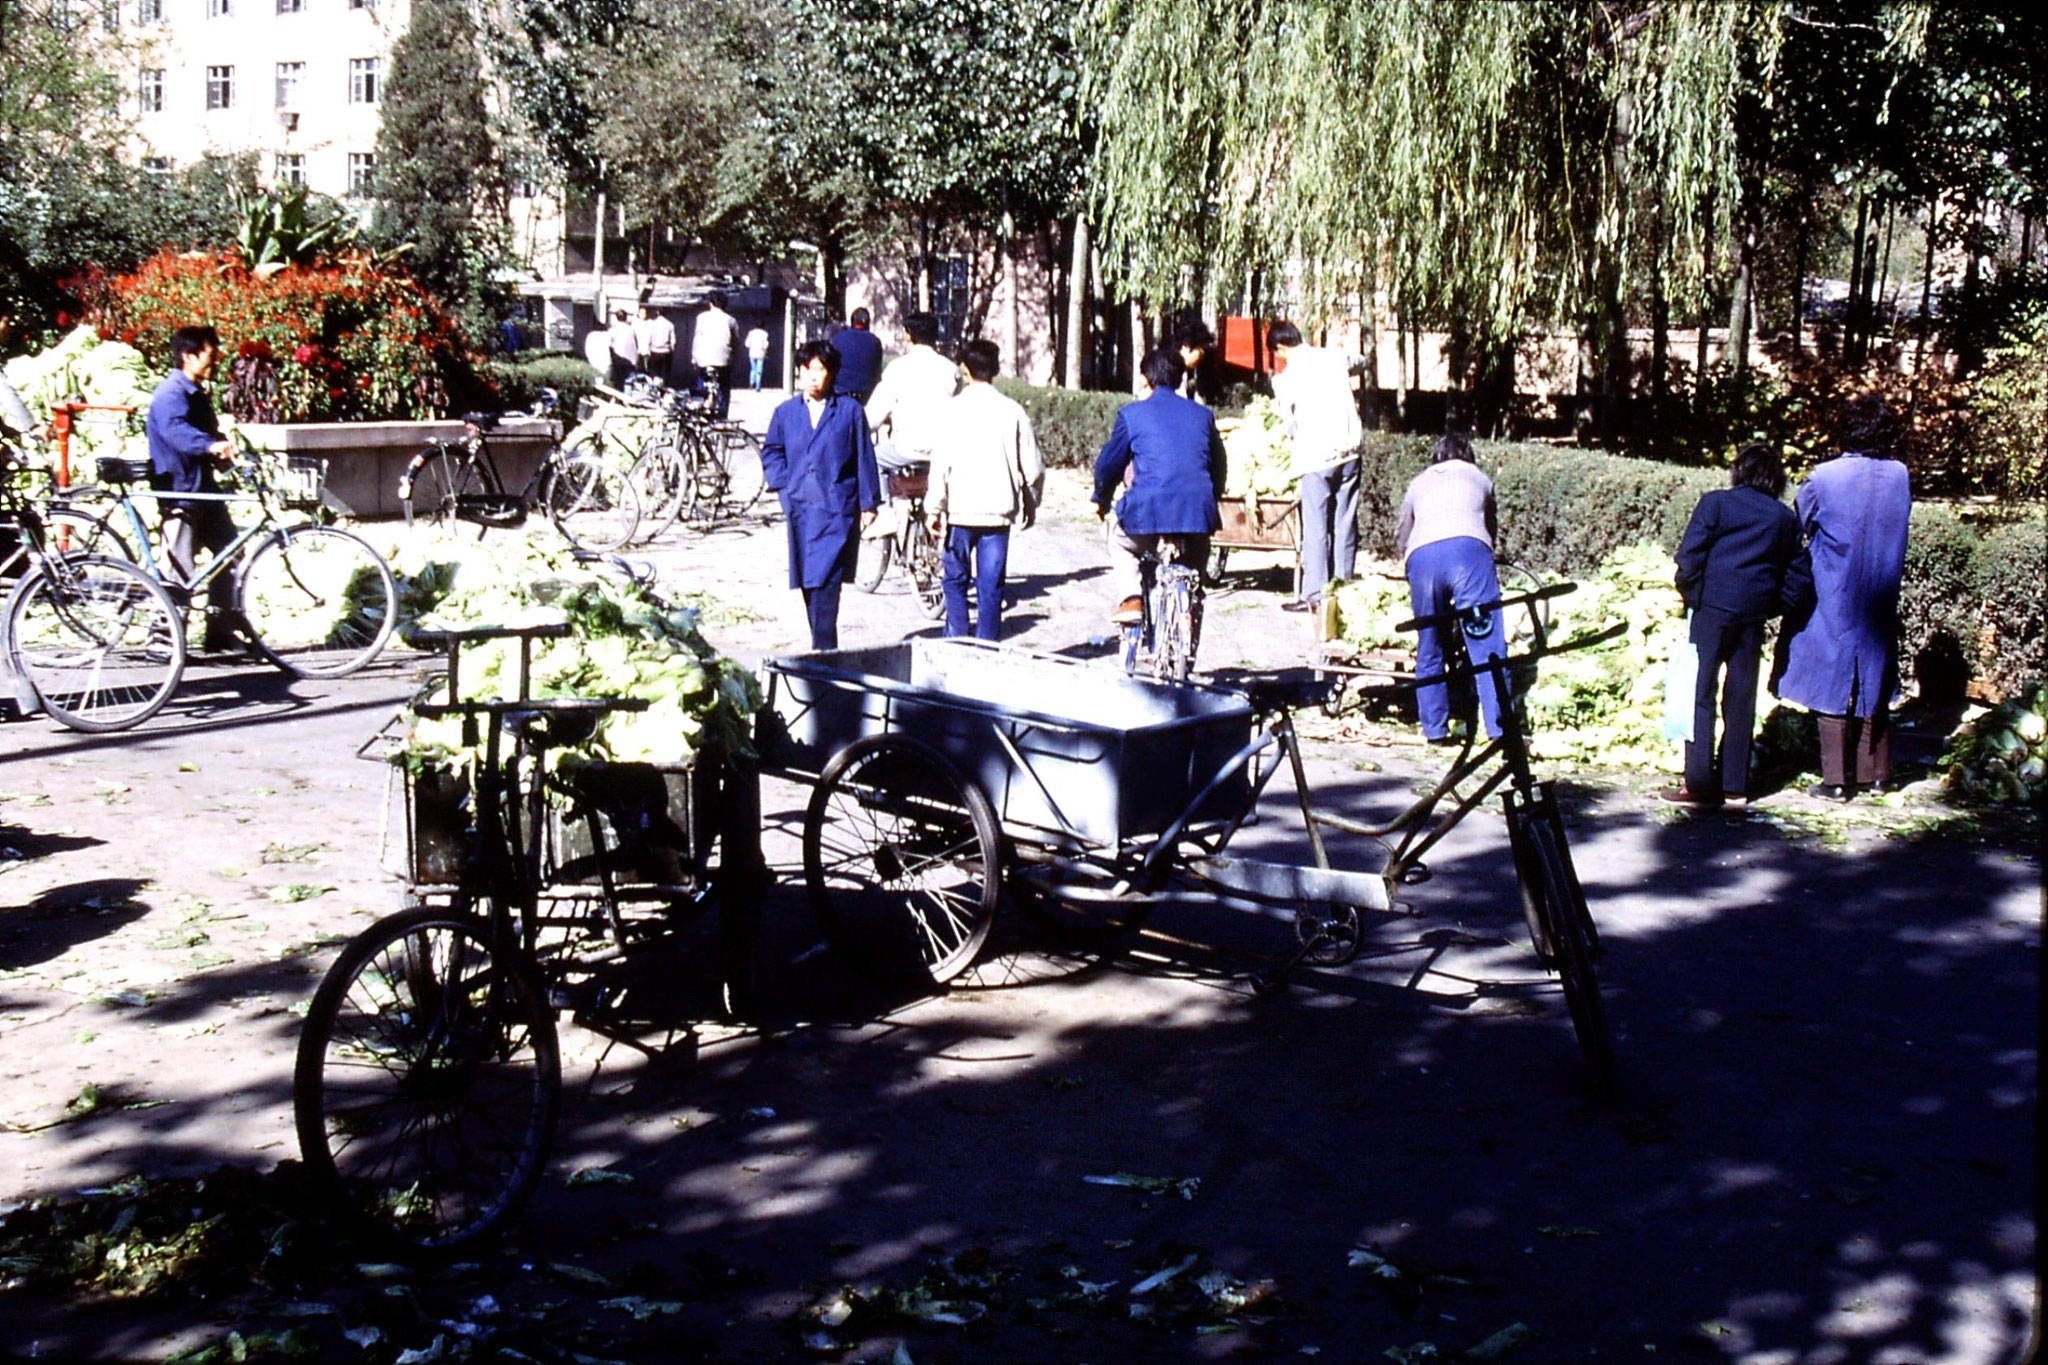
[373,0,507,327]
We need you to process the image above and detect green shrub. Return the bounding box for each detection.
[995,379,1133,469]
[481,352,601,417]
[1356,433,2044,702]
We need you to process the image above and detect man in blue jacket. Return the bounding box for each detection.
[1092,348,1227,621]
[761,340,881,650]
[146,325,241,651]
[829,308,884,405]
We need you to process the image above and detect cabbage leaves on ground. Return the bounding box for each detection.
[386,535,760,774]
[2,326,157,469]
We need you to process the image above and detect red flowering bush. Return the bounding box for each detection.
[95,250,479,423]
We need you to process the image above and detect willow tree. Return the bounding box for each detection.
[1079,0,1776,433]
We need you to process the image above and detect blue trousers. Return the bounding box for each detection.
[748,356,764,389]
[1298,457,1361,603]
[1407,536,1506,739]
[802,533,860,650]
[942,525,1009,641]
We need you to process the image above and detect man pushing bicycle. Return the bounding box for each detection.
[1091,347,1228,624]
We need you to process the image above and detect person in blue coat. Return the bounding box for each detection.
[146,325,242,651]
[761,340,881,650]
[829,308,884,404]
[1664,444,1812,807]
[1773,394,1912,799]
[1091,348,1227,619]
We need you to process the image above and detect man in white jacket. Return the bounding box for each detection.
[865,312,958,472]
[1267,320,1365,611]
[927,339,1044,641]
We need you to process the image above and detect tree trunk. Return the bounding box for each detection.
[1064,214,1089,391]
[1789,204,1808,359]
[1846,193,1869,365]
[1000,193,1019,379]
[1393,289,1410,427]
[592,187,607,292]
[1130,298,1146,395]
[1726,220,1754,375]
[1361,247,1384,431]
[915,215,932,313]
[1650,241,1669,453]
[1876,199,1898,348]
[1915,195,1937,372]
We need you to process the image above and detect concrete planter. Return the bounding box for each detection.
[239,417,561,519]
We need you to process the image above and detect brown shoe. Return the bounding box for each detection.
[1111,595,1143,624]
[1659,786,1723,807]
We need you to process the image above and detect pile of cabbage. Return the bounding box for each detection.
[1944,681,2048,805]
[2,326,157,468]
[388,535,760,774]
[1219,396,1296,498]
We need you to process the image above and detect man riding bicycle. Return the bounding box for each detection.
[1092,347,1228,622]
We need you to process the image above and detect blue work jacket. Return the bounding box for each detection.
[145,371,223,498]
[829,327,883,395]
[761,394,881,589]
[1774,452,1911,717]
[1090,389,1226,536]
[1674,485,1809,625]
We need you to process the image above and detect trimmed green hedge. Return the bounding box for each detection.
[482,352,602,418]
[1357,432,2044,702]
[996,378,1132,469]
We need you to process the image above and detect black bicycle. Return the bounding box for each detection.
[399,393,641,551]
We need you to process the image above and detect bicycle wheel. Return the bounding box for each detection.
[403,448,494,537]
[855,527,894,592]
[294,903,559,1254]
[6,556,185,732]
[803,735,1001,985]
[543,453,641,552]
[44,501,136,562]
[1513,807,1615,1099]
[1153,567,1198,680]
[712,426,765,517]
[902,518,945,619]
[627,436,690,542]
[238,524,397,678]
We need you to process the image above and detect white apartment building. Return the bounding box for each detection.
[115,0,404,201]
[106,0,565,268]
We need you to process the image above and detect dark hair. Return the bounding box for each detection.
[1838,392,1898,457]
[1139,347,1185,393]
[904,312,940,347]
[1266,320,1303,349]
[706,290,727,310]
[1172,318,1215,350]
[169,326,221,366]
[798,338,841,376]
[1731,442,1786,497]
[850,307,872,328]
[960,338,1001,383]
[1431,430,1475,464]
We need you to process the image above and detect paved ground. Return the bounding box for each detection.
[0,404,2037,1362]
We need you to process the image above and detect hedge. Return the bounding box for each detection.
[1356,432,2044,702]
[996,378,1132,469]
[482,352,603,418]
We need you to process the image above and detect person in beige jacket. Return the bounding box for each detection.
[927,339,1045,641]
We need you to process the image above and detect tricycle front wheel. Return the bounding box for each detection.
[803,735,1000,985]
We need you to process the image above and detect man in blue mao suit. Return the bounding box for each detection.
[146,325,242,651]
[1092,348,1227,620]
[761,340,881,650]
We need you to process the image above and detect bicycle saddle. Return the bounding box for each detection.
[461,411,502,432]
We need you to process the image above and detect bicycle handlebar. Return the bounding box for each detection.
[411,621,575,648]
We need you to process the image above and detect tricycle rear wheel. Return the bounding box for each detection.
[803,735,1000,985]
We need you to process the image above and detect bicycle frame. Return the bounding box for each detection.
[97,484,275,595]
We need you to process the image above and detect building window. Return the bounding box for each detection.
[138,68,164,113]
[275,61,302,108]
[101,1,118,32]
[348,57,379,104]
[206,65,235,109]
[142,156,171,174]
[349,0,371,8]
[347,152,376,196]
[275,154,304,188]
[137,0,162,21]
[277,0,302,10]
[207,0,231,16]
[930,256,972,349]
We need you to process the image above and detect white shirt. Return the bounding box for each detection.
[744,327,770,358]
[607,318,639,364]
[865,345,961,461]
[1270,344,1364,474]
[928,382,1045,529]
[583,328,610,373]
[636,313,676,356]
[693,307,738,368]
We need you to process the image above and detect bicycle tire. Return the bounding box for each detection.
[403,447,495,538]
[855,528,894,592]
[544,453,641,552]
[712,427,765,517]
[239,525,398,678]
[6,555,185,732]
[803,734,1001,986]
[627,435,690,542]
[294,903,560,1255]
[902,518,944,619]
[1154,566,1199,680]
[1515,811,1616,1099]
[44,501,137,562]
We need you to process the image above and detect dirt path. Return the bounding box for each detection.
[0,429,2036,1363]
